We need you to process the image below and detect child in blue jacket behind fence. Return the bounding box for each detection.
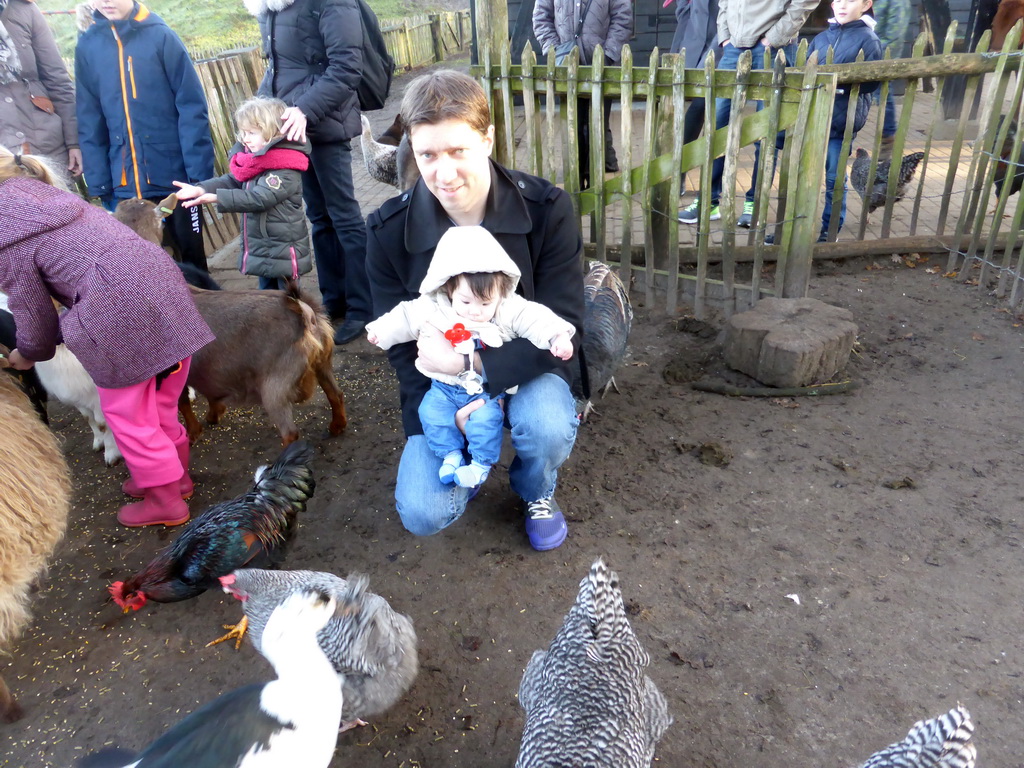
[174,97,312,290]
[809,0,883,242]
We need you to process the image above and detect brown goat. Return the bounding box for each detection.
[182,283,347,445]
[992,0,1024,49]
[0,364,70,722]
[112,193,179,258]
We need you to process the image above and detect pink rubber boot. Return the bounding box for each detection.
[118,481,190,527]
[122,441,194,499]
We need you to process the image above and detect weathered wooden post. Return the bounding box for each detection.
[475,0,512,165]
[430,14,444,63]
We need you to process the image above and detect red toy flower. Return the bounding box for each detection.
[445,323,472,347]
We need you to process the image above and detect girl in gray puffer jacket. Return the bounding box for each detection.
[174,97,312,289]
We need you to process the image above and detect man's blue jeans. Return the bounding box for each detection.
[822,137,848,238]
[395,373,579,536]
[418,382,504,466]
[708,41,797,206]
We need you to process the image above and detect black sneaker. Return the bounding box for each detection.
[333,318,366,345]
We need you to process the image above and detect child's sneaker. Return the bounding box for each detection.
[737,200,755,228]
[524,496,567,551]
[439,451,463,484]
[454,460,490,488]
[678,199,721,224]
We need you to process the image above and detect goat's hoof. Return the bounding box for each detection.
[0,699,23,724]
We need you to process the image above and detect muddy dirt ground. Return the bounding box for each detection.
[2,254,1023,768]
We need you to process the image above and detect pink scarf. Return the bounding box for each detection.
[229,147,309,182]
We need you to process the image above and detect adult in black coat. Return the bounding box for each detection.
[244,0,371,345]
[365,70,585,553]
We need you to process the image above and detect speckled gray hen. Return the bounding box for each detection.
[858,705,975,768]
[220,568,418,728]
[514,558,670,768]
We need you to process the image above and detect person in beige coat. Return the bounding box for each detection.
[0,0,81,177]
[367,226,575,490]
[678,0,817,227]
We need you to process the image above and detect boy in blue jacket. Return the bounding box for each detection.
[75,0,214,271]
[809,0,883,241]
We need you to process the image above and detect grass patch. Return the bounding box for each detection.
[36,0,458,60]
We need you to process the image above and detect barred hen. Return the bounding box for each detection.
[216,567,418,731]
[858,704,975,768]
[515,558,671,768]
[851,149,925,214]
[577,261,633,420]
[108,441,315,613]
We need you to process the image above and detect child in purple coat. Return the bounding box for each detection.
[0,149,214,528]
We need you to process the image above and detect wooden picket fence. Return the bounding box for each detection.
[474,21,1024,318]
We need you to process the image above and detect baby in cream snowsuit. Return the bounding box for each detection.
[367,226,575,488]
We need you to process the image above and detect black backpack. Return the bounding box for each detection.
[356,0,394,111]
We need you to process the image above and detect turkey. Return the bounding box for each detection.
[857,704,975,768]
[374,112,405,147]
[514,558,671,768]
[850,148,925,214]
[77,590,344,768]
[577,261,632,420]
[215,567,418,732]
[359,113,419,190]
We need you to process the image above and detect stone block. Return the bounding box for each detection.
[723,298,857,388]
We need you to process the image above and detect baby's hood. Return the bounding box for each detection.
[418,226,522,295]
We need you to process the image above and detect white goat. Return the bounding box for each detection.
[0,293,121,465]
[35,348,122,465]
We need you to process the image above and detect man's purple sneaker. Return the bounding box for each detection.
[524,496,567,551]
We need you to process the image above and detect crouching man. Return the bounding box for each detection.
[365,70,584,552]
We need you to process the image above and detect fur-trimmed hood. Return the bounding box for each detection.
[243,0,297,17]
[418,226,522,296]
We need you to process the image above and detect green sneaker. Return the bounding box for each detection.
[677,200,721,224]
[738,200,755,228]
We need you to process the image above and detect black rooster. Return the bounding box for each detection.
[108,440,315,612]
[850,148,925,214]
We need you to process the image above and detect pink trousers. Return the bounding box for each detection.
[96,358,191,490]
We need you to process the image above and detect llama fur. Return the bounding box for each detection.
[0,373,70,721]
